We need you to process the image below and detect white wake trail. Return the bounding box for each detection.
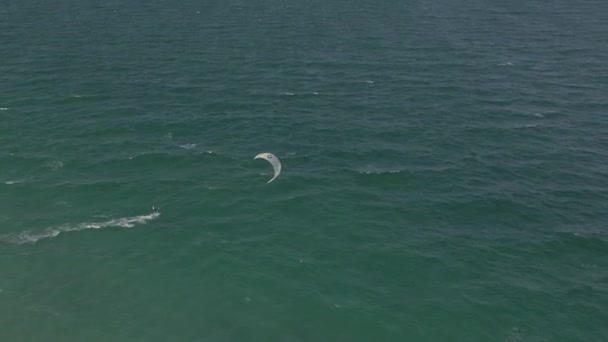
[1,213,160,244]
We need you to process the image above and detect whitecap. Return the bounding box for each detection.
[0,213,160,244]
[4,180,21,185]
[180,143,197,150]
[499,61,514,66]
[533,113,544,118]
[284,92,294,96]
[365,80,374,84]
[0,107,8,111]
[312,92,319,95]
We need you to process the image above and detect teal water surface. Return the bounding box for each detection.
[1,0,607,341]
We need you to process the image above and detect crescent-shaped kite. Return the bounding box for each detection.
[254,152,281,183]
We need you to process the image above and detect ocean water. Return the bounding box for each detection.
[1,0,607,341]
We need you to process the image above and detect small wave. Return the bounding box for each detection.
[365,80,374,84]
[533,113,544,118]
[359,169,402,175]
[45,160,63,170]
[508,123,538,129]
[499,61,514,66]
[128,152,145,160]
[284,92,294,96]
[0,107,8,111]
[180,143,197,150]
[1,213,160,244]
[4,180,21,185]
[312,92,319,95]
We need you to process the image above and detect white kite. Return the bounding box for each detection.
[254,152,281,183]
